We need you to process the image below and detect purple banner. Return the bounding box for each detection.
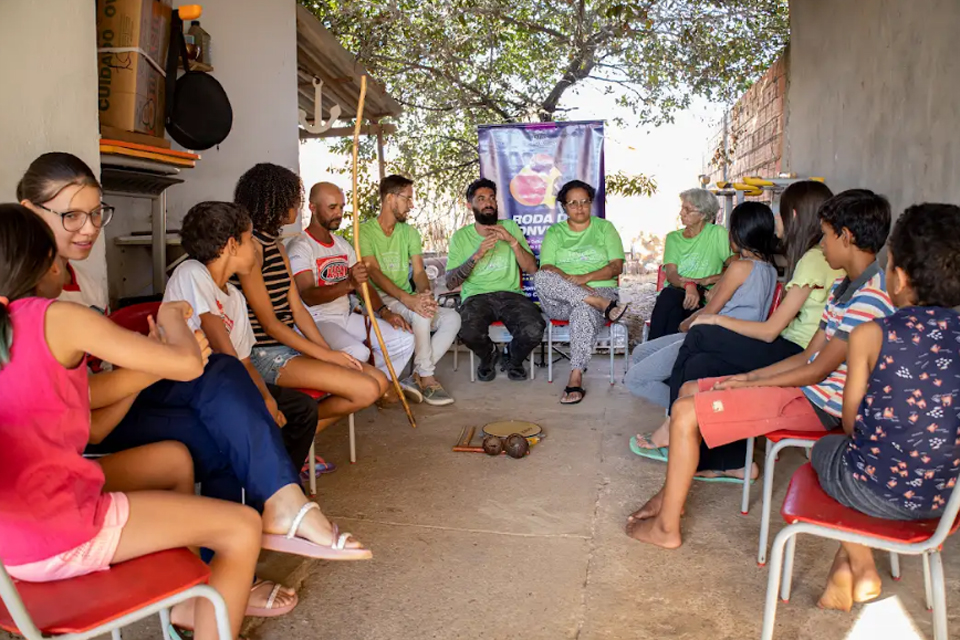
[478,121,605,297]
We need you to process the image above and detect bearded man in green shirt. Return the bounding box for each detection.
[534,180,629,404]
[445,178,545,381]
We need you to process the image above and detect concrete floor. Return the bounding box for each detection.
[250,351,958,640]
[4,352,957,640]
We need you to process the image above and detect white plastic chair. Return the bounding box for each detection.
[545,318,629,385]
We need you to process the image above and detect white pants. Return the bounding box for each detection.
[316,312,415,377]
[382,294,461,378]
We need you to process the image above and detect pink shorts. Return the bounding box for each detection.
[6,492,130,582]
[693,377,827,449]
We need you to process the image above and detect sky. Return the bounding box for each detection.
[299,82,726,248]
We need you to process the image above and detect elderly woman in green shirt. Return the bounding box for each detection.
[648,188,734,340]
[534,180,628,405]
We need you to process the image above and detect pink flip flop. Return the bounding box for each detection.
[261,502,372,561]
[245,580,298,618]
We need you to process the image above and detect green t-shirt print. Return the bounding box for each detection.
[358,219,423,295]
[540,217,626,288]
[447,219,532,301]
[662,223,733,283]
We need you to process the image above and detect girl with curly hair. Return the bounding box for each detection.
[232,163,389,432]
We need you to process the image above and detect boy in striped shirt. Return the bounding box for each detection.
[627,190,895,549]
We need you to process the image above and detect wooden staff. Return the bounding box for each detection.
[352,75,417,429]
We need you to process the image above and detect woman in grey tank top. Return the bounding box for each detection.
[625,202,780,409]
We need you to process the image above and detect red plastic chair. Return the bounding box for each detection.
[109,302,160,335]
[768,281,784,318]
[0,549,231,640]
[761,463,960,640]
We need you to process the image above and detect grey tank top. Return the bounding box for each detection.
[718,259,777,322]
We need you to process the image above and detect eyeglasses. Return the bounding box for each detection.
[34,202,115,231]
[564,199,593,210]
[394,193,415,206]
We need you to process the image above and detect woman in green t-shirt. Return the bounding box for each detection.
[648,189,734,340]
[534,180,628,405]
[632,181,840,479]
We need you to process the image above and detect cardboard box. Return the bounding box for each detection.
[97,0,172,137]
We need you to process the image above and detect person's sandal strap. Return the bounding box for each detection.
[285,501,320,540]
[604,301,629,323]
[561,386,586,404]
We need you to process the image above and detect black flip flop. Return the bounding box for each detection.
[561,386,586,405]
[604,300,630,323]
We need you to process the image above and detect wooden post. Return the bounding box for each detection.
[351,77,416,429]
[375,121,386,182]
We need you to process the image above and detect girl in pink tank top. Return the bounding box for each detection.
[0,204,260,640]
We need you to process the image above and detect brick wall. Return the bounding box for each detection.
[705,52,787,184]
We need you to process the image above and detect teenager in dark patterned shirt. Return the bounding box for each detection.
[813,203,960,611]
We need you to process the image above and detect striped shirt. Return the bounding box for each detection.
[802,260,895,417]
[232,229,295,347]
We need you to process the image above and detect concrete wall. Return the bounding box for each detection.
[0,0,106,293]
[784,0,960,217]
[166,0,301,224]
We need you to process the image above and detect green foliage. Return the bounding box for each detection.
[605,171,658,198]
[304,0,788,248]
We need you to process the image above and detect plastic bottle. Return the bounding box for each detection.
[187,21,211,66]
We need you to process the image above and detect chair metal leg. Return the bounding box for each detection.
[761,528,794,640]
[547,323,554,383]
[923,551,934,611]
[111,629,122,640]
[929,551,948,640]
[609,326,615,385]
[349,413,356,464]
[758,438,778,565]
[453,340,458,371]
[622,325,629,382]
[780,535,797,602]
[159,608,172,640]
[470,350,475,382]
[889,551,901,580]
[308,441,317,497]
[741,437,755,515]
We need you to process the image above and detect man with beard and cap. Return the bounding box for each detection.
[446,178,545,381]
[288,181,419,401]
[357,175,461,406]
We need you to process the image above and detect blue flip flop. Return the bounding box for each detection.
[629,435,668,462]
[693,473,756,485]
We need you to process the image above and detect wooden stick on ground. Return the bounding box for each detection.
[351,75,417,429]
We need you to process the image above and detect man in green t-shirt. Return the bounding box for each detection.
[534,179,629,405]
[359,175,461,406]
[445,178,545,381]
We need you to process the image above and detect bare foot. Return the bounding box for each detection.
[263,488,366,551]
[636,418,671,449]
[625,517,682,549]
[818,553,854,612]
[627,491,664,522]
[694,462,760,481]
[852,568,883,603]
